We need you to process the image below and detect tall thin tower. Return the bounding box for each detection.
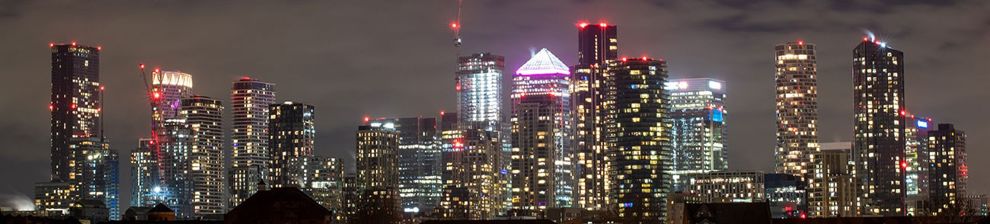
[229,77,276,208]
[774,40,823,216]
[181,96,225,218]
[510,48,573,214]
[852,37,906,216]
[573,22,617,211]
[50,42,102,182]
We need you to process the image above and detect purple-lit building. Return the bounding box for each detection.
[510,48,573,215]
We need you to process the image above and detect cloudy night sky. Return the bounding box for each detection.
[1,0,989,210]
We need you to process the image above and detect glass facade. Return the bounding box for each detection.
[666,78,728,192]
[510,48,573,215]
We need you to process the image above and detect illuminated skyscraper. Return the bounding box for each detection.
[150,70,194,180]
[607,57,671,222]
[573,22,617,211]
[438,128,502,219]
[46,43,120,220]
[510,48,573,215]
[390,117,443,216]
[229,77,276,208]
[457,52,504,131]
[927,123,967,216]
[354,121,401,223]
[852,37,906,215]
[129,138,155,207]
[905,116,932,215]
[181,96,225,218]
[49,43,102,183]
[774,41,824,216]
[665,78,728,192]
[158,118,192,218]
[268,101,316,188]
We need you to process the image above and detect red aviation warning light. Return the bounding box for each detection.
[48,104,54,111]
[450,22,459,29]
[363,116,370,123]
[578,22,589,28]
[900,160,909,170]
[152,92,161,99]
[139,64,145,69]
[49,43,55,48]
[599,22,607,27]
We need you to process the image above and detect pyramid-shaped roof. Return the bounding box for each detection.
[516,48,570,75]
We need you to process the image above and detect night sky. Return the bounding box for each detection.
[1,0,988,210]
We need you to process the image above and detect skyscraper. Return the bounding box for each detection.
[46,43,120,220]
[573,22,617,211]
[159,118,193,218]
[268,101,316,188]
[392,117,443,216]
[49,43,102,183]
[927,123,967,216]
[456,53,504,131]
[150,70,194,185]
[510,48,573,215]
[852,37,906,215]
[181,96,225,218]
[229,77,276,208]
[905,116,933,215]
[129,138,155,207]
[607,57,671,222]
[354,121,401,223]
[666,78,728,192]
[774,40,824,216]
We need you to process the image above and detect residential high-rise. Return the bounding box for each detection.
[268,101,316,188]
[437,128,502,219]
[606,57,671,222]
[392,117,443,216]
[774,40,824,216]
[818,142,857,217]
[159,118,193,218]
[47,43,119,220]
[456,53,504,131]
[510,48,573,215]
[49,43,102,182]
[181,96,225,218]
[354,121,401,223]
[666,78,728,192]
[852,37,906,215]
[906,116,933,215]
[573,22,617,211]
[229,77,276,207]
[927,123,967,216]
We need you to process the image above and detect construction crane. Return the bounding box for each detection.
[137,63,168,190]
[451,0,463,48]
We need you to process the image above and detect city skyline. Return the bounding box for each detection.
[1,1,988,217]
